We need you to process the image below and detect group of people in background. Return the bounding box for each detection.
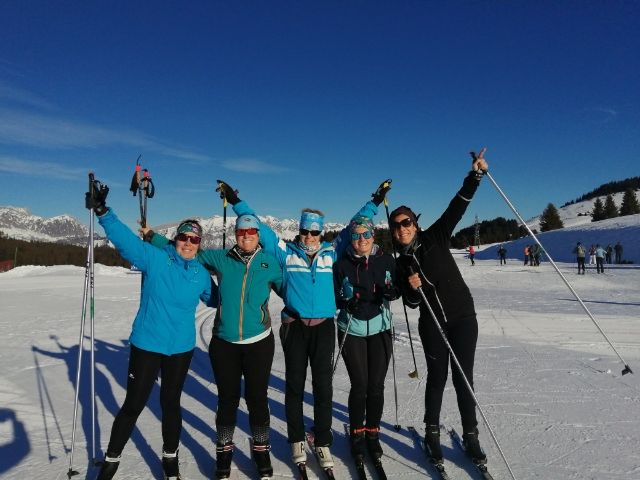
[85,151,491,480]
[523,244,544,266]
[574,241,624,274]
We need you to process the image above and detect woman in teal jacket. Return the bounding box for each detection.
[88,181,215,480]
[145,214,283,480]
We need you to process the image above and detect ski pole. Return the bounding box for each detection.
[381,181,419,378]
[332,309,355,376]
[410,263,518,480]
[472,152,633,376]
[67,173,98,478]
[388,301,401,431]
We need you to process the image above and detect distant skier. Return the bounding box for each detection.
[614,241,623,264]
[467,245,476,265]
[573,242,586,274]
[605,244,613,264]
[588,244,596,265]
[523,245,529,265]
[497,244,507,265]
[595,244,606,274]
[532,243,542,266]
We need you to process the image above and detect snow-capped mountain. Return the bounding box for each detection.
[0,206,93,245]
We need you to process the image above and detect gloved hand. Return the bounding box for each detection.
[382,270,399,300]
[340,277,354,301]
[371,179,392,206]
[346,294,360,315]
[216,180,240,205]
[85,178,109,216]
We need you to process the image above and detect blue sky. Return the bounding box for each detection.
[1,2,638,231]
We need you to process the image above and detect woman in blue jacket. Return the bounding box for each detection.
[145,214,283,480]
[87,180,215,480]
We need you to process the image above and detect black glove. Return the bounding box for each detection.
[85,179,109,216]
[216,180,240,205]
[346,295,360,315]
[371,179,392,206]
[382,284,400,301]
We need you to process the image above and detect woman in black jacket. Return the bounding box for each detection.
[390,152,489,464]
[333,216,399,462]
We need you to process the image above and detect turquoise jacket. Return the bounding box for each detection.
[98,209,214,355]
[150,234,283,343]
[232,200,378,319]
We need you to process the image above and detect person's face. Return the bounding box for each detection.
[175,232,201,260]
[391,214,417,246]
[235,228,260,253]
[351,226,374,256]
[299,228,322,249]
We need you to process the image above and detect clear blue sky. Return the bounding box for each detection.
[1,2,638,231]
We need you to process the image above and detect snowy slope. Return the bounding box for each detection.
[1,225,639,479]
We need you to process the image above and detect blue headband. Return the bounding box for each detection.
[300,211,324,231]
[236,214,260,231]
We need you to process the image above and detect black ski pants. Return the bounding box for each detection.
[418,314,478,433]
[279,319,335,446]
[337,329,392,430]
[596,257,605,273]
[577,257,586,273]
[106,345,193,455]
[209,332,274,431]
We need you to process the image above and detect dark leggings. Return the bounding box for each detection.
[209,332,275,429]
[106,345,193,455]
[418,314,478,432]
[577,257,586,273]
[337,329,392,429]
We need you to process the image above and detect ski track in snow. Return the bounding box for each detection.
[0,256,639,479]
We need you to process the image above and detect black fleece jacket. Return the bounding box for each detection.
[395,172,481,326]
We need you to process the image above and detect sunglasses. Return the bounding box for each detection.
[300,229,321,237]
[351,231,373,240]
[391,218,414,230]
[236,228,259,236]
[176,233,202,244]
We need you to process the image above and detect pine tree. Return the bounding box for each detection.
[539,203,564,232]
[619,188,640,216]
[591,198,605,221]
[603,194,619,219]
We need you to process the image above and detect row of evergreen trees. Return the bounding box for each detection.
[591,189,640,221]
[0,231,129,268]
[562,177,640,206]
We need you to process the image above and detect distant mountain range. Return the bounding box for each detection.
[0,189,634,247]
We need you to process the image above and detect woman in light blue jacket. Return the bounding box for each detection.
[88,180,215,480]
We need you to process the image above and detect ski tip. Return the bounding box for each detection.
[393,424,401,431]
[622,364,633,375]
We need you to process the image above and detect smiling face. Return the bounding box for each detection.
[391,214,417,247]
[299,229,322,249]
[235,228,260,253]
[351,225,374,256]
[175,233,201,260]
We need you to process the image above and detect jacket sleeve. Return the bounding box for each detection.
[427,172,481,247]
[233,200,286,265]
[98,208,162,272]
[334,200,379,257]
[197,249,225,273]
[201,276,219,308]
[395,256,421,308]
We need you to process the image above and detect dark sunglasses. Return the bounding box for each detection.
[300,229,321,237]
[236,228,259,236]
[351,231,373,240]
[176,233,202,244]
[390,218,414,230]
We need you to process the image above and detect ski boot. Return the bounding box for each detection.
[424,425,444,462]
[365,426,383,459]
[252,441,273,479]
[95,454,121,480]
[162,449,181,480]
[350,428,367,461]
[314,444,334,469]
[291,440,306,465]
[215,442,234,479]
[462,428,487,464]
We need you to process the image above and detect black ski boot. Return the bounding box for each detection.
[162,449,181,479]
[252,441,273,479]
[350,428,367,461]
[96,454,121,480]
[424,425,443,462]
[365,427,383,459]
[462,428,487,464]
[215,442,234,479]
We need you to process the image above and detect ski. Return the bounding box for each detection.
[445,425,494,480]
[305,431,336,480]
[342,424,368,480]
[407,426,450,480]
[295,462,309,480]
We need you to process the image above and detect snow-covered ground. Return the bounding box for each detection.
[1,254,639,479]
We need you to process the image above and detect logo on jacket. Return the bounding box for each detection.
[261,262,269,268]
